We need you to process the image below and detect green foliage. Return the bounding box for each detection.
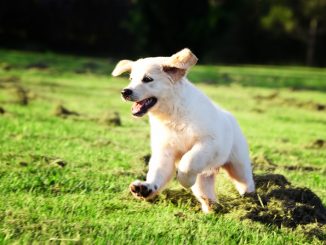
[0,50,325,243]
[261,0,326,34]
[261,6,295,33]
[302,0,326,19]
[2,0,326,65]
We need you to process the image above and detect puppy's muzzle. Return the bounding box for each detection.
[121,88,133,100]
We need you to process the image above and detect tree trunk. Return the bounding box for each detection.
[306,19,318,66]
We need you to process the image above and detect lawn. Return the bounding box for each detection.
[0,49,325,244]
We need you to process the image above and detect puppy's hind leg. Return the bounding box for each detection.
[191,173,216,213]
[222,138,255,195]
[222,115,255,195]
[222,156,255,195]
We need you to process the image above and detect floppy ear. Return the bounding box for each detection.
[163,48,198,82]
[111,60,133,77]
[169,48,198,70]
[162,66,186,82]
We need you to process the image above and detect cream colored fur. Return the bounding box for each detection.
[112,48,255,213]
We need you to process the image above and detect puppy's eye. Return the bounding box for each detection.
[142,76,154,83]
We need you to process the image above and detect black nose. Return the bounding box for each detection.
[121,88,133,98]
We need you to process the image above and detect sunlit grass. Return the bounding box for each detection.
[0,49,325,244]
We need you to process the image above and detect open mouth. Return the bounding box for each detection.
[131,97,157,117]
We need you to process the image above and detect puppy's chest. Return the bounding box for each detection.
[151,117,198,153]
[165,125,197,153]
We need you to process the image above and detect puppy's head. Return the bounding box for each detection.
[112,48,198,117]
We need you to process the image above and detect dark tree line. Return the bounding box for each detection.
[0,0,325,66]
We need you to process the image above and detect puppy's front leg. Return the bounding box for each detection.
[178,141,222,188]
[130,147,175,200]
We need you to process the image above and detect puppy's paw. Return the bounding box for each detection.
[177,170,197,188]
[129,180,158,200]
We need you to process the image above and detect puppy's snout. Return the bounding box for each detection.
[121,88,133,99]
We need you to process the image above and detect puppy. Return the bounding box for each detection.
[112,48,255,213]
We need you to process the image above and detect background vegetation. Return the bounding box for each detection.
[1,0,326,66]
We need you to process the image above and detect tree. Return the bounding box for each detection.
[261,0,326,66]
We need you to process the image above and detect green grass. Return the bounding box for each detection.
[0,49,325,244]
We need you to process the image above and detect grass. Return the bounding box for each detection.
[0,49,325,244]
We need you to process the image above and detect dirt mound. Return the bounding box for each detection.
[0,63,13,71]
[253,91,325,111]
[26,62,49,70]
[216,174,326,240]
[0,77,36,105]
[140,154,151,166]
[252,154,322,173]
[160,188,198,207]
[53,105,80,117]
[0,76,20,84]
[13,86,29,105]
[254,91,279,100]
[283,165,322,172]
[281,98,325,111]
[160,174,325,240]
[252,154,277,171]
[15,154,67,168]
[0,106,5,114]
[75,61,100,74]
[307,139,325,149]
[99,111,121,126]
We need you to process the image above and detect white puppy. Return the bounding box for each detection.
[112,48,255,213]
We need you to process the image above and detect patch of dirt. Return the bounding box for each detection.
[13,86,29,105]
[160,188,199,207]
[282,98,325,111]
[316,104,325,111]
[251,108,265,114]
[19,161,28,167]
[251,154,277,171]
[160,174,326,240]
[280,138,290,143]
[13,154,68,168]
[75,61,100,74]
[49,159,67,168]
[26,62,49,70]
[52,106,122,127]
[90,138,112,147]
[53,105,80,117]
[74,68,87,74]
[252,154,322,173]
[0,77,36,105]
[0,76,20,84]
[253,92,325,112]
[298,223,326,241]
[141,154,151,166]
[99,111,121,126]
[174,211,187,220]
[253,174,290,189]
[0,63,13,71]
[83,61,99,69]
[306,139,325,149]
[254,91,280,100]
[219,174,326,240]
[283,165,322,172]
[0,106,5,114]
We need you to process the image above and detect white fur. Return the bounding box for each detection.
[112,49,255,213]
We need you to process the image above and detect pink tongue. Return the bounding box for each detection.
[132,102,143,113]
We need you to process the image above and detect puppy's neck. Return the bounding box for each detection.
[148,78,190,125]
